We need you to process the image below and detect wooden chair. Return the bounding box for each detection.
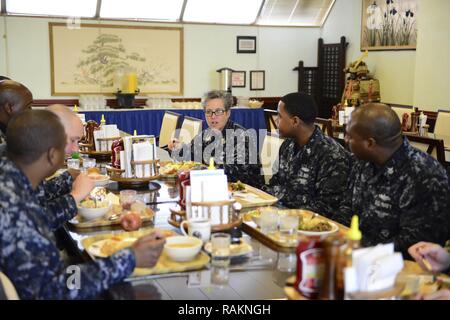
[0,272,19,300]
[405,134,446,166]
[158,111,182,148]
[314,117,333,136]
[264,109,278,133]
[177,116,203,145]
[260,132,285,184]
[390,105,415,129]
[434,109,450,136]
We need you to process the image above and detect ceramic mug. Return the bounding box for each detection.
[180,219,211,243]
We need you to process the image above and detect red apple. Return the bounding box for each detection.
[120,212,142,231]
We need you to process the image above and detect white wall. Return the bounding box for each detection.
[321,0,450,111]
[413,0,450,111]
[321,0,416,106]
[0,16,320,99]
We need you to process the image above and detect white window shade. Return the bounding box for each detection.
[100,0,184,21]
[183,0,263,24]
[6,0,97,17]
[257,0,335,26]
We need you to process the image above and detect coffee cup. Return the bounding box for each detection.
[180,219,211,243]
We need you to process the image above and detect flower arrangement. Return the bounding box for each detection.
[362,0,417,50]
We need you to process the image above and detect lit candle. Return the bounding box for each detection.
[127,73,137,93]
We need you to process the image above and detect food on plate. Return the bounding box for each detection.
[80,198,109,209]
[160,161,204,175]
[230,180,246,192]
[243,209,260,222]
[99,236,137,256]
[120,212,143,231]
[299,218,332,232]
[87,167,101,175]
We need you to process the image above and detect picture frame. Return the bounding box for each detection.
[361,0,418,51]
[49,23,183,95]
[237,36,256,54]
[231,71,246,88]
[250,70,265,91]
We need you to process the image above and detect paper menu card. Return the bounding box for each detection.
[132,141,154,178]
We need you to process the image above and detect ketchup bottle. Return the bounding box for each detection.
[294,236,325,299]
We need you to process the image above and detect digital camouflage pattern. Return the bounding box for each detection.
[262,126,351,218]
[0,157,135,299]
[334,138,450,257]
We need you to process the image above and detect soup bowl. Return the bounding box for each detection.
[164,236,203,262]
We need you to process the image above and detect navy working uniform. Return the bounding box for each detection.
[0,157,135,299]
[172,119,264,188]
[263,126,350,218]
[334,138,450,257]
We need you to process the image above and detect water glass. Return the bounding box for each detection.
[278,214,299,244]
[259,209,279,235]
[277,252,297,273]
[119,189,137,210]
[82,158,96,170]
[67,158,80,170]
[211,233,231,267]
[211,265,230,286]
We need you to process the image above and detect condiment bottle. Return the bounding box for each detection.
[319,236,345,300]
[294,236,325,299]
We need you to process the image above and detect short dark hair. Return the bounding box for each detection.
[202,90,233,112]
[280,92,318,124]
[6,110,66,164]
[0,76,11,81]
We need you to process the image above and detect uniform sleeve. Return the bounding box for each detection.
[2,221,135,300]
[334,156,359,226]
[301,149,351,219]
[393,174,450,258]
[262,140,286,196]
[35,171,78,230]
[39,171,74,200]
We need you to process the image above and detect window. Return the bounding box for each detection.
[100,0,184,21]
[6,0,97,17]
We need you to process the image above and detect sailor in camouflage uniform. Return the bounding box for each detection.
[169,90,264,188]
[334,103,450,257]
[0,110,165,299]
[262,92,350,218]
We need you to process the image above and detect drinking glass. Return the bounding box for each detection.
[211,233,231,267]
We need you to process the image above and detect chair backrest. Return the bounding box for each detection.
[178,116,203,144]
[260,132,285,184]
[0,272,19,300]
[405,134,446,166]
[314,117,333,136]
[434,110,450,136]
[159,111,181,147]
[391,105,415,129]
[264,109,278,133]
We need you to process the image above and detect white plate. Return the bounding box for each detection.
[87,237,137,258]
[203,241,253,257]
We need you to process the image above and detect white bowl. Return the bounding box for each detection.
[77,200,111,221]
[164,236,202,262]
[298,221,339,237]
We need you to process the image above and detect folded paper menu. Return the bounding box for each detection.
[132,141,154,178]
[345,243,404,294]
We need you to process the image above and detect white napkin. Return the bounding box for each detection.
[350,243,404,293]
[132,141,154,178]
[190,169,229,225]
[123,137,133,178]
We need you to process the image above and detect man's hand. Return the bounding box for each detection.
[408,242,450,273]
[70,172,95,203]
[132,232,166,268]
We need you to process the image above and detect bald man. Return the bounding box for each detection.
[0,80,33,148]
[0,110,166,299]
[335,103,450,257]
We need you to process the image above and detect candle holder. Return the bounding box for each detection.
[112,89,142,109]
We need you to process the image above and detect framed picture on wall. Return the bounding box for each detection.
[250,70,265,91]
[361,0,418,51]
[49,23,183,95]
[237,36,256,54]
[231,71,246,88]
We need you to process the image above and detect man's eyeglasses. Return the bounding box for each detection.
[205,109,226,117]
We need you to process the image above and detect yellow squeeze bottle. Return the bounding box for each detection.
[208,157,215,170]
[100,114,106,125]
[73,104,78,113]
[133,129,137,136]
